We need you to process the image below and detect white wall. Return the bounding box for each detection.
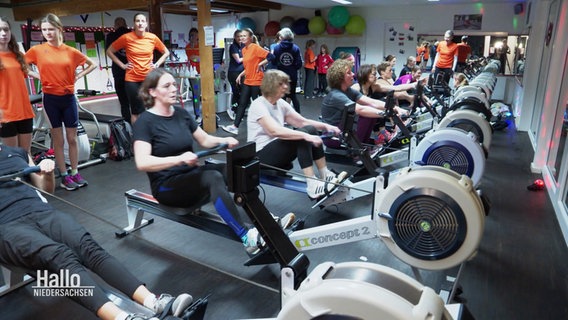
[0,2,526,91]
[2,2,526,56]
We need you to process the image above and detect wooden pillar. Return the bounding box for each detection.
[148,0,162,39]
[196,0,216,133]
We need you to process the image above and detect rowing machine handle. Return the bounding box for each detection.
[76,89,99,96]
[320,131,339,139]
[0,166,41,182]
[23,166,41,175]
[195,143,228,158]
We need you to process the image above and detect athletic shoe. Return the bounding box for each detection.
[242,227,265,255]
[60,175,79,191]
[221,124,239,135]
[306,179,328,199]
[226,107,236,120]
[272,212,296,229]
[153,293,194,317]
[375,129,395,146]
[70,173,88,187]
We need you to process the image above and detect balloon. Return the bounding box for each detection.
[238,17,256,32]
[292,18,310,35]
[280,16,295,29]
[345,15,366,35]
[328,6,350,28]
[326,23,344,35]
[264,21,280,37]
[308,16,326,35]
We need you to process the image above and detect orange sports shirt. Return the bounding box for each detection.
[436,41,458,69]
[25,43,87,96]
[111,31,167,82]
[304,48,316,70]
[242,43,269,87]
[0,52,34,123]
[457,43,472,63]
[185,45,200,74]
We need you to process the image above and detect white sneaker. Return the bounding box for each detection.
[325,170,349,185]
[272,212,296,229]
[226,107,236,120]
[242,228,265,255]
[222,124,239,135]
[306,179,328,200]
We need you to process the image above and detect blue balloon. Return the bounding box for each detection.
[238,17,257,32]
[292,18,310,35]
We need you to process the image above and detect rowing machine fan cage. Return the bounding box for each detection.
[437,109,492,152]
[413,127,485,187]
[277,261,452,320]
[375,166,485,270]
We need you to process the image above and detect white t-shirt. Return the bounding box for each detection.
[247,96,295,151]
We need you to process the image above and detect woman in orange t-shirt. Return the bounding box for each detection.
[303,39,316,99]
[25,13,97,191]
[185,27,200,74]
[107,13,169,124]
[221,28,273,135]
[0,17,35,153]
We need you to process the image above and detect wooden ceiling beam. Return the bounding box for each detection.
[215,0,281,10]
[11,0,282,21]
[12,0,148,21]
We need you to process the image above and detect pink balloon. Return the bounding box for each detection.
[326,23,344,35]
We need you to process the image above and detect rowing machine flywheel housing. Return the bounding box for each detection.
[413,127,485,187]
[437,109,492,153]
[375,166,485,270]
[277,261,452,320]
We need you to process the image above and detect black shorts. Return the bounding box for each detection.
[0,118,33,137]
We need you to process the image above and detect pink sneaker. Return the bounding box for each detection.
[70,173,88,187]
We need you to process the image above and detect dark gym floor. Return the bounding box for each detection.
[1,95,568,320]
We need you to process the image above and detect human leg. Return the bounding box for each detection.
[114,75,131,124]
[304,68,315,98]
[61,97,87,187]
[37,210,192,318]
[154,165,264,253]
[228,71,241,107]
[223,84,250,135]
[287,79,300,113]
[124,81,144,124]
[0,212,113,314]
[356,115,378,144]
[0,119,33,154]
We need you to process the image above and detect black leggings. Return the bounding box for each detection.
[228,71,242,107]
[285,78,301,114]
[124,81,145,115]
[257,126,324,170]
[234,84,260,128]
[154,163,250,236]
[0,210,142,314]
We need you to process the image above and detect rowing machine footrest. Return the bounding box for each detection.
[243,246,277,266]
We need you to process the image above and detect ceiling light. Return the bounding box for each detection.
[189,5,228,13]
[332,0,352,5]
